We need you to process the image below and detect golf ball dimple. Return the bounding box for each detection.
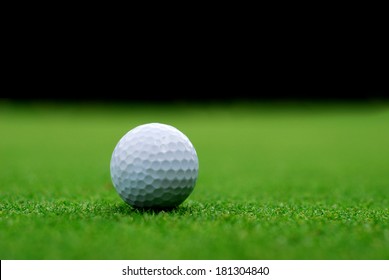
[110,123,199,208]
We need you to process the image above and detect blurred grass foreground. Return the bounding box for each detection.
[0,100,388,259]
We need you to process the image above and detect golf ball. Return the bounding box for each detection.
[110,123,199,208]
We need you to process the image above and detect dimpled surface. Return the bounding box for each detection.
[110,123,199,208]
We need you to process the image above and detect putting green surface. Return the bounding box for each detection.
[1,101,388,259]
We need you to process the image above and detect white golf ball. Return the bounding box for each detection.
[110,123,199,208]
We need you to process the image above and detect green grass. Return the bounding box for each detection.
[1,100,389,259]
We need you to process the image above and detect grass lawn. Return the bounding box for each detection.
[0,100,388,259]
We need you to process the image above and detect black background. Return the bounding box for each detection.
[3,24,387,102]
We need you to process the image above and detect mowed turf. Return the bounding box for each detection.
[0,101,388,259]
